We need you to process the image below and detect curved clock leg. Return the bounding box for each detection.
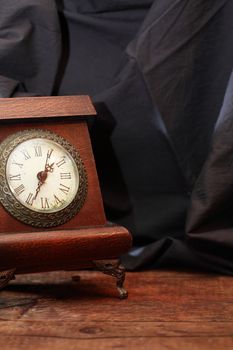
[0,269,15,290]
[93,259,128,299]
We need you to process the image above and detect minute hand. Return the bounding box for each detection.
[45,149,53,170]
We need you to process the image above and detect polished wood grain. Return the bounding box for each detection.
[0,270,232,350]
[0,225,132,273]
[0,96,96,120]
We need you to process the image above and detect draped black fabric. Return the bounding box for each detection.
[0,1,61,97]
[1,0,233,274]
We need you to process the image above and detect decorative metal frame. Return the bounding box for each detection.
[0,129,88,228]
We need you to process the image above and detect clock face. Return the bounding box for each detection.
[0,129,87,227]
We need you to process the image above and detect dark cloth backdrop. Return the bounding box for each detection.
[1,0,233,273]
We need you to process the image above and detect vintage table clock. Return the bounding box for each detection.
[0,96,132,298]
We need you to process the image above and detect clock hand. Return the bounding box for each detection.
[45,163,54,173]
[33,171,47,200]
[44,149,54,170]
[33,163,54,200]
[33,180,43,200]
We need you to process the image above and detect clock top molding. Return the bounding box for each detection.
[0,95,96,120]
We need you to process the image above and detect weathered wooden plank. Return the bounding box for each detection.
[0,270,233,350]
[0,335,233,350]
[0,271,232,323]
[0,320,233,338]
[8,301,233,323]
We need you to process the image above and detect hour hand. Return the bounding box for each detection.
[33,170,47,200]
[33,180,43,200]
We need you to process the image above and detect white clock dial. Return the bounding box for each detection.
[6,138,79,213]
[0,129,87,228]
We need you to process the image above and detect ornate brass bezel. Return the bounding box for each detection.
[0,129,88,228]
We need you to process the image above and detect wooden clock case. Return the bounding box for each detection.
[0,96,132,298]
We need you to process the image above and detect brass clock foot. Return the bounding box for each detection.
[93,259,128,299]
[0,269,15,290]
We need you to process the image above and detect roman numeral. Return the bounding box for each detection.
[12,161,23,169]
[9,174,21,181]
[21,149,31,160]
[47,149,54,159]
[34,145,42,157]
[59,183,70,195]
[56,157,66,168]
[60,172,71,180]
[41,197,50,209]
[25,193,34,206]
[14,184,25,196]
[54,194,62,205]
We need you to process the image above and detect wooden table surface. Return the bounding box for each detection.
[0,269,233,350]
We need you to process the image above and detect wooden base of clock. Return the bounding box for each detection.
[0,96,132,299]
[0,225,131,299]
